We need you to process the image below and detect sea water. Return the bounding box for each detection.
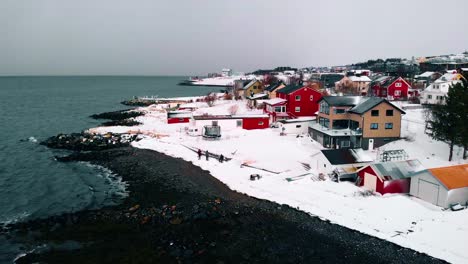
[0,76,218,261]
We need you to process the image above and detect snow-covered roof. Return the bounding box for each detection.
[243,79,259,90]
[260,98,287,105]
[247,93,268,100]
[434,73,462,83]
[348,76,371,82]
[232,114,269,118]
[361,159,425,181]
[416,71,435,78]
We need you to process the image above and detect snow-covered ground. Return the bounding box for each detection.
[90,98,468,264]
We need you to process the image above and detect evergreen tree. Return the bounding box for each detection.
[451,79,468,159]
[425,78,468,161]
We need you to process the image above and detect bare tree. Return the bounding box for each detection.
[204,92,217,107]
[228,105,239,115]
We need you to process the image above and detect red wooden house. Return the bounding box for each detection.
[262,98,290,123]
[356,160,424,195]
[371,77,412,100]
[276,83,324,117]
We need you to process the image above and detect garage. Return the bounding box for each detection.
[416,179,440,205]
[410,164,468,208]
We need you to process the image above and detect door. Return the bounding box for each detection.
[364,173,377,192]
[418,179,440,205]
[368,139,374,150]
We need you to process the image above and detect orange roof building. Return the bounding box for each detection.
[429,164,468,190]
[410,164,468,208]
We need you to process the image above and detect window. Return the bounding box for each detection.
[295,95,301,101]
[274,106,285,112]
[179,118,185,121]
[427,95,432,99]
[296,125,302,128]
[370,123,378,130]
[319,102,330,114]
[341,140,350,147]
[236,120,242,127]
[310,95,314,101]
[371,110,379,116]
[258,121,264,126]
[385,123,393,129]
[395,82,402,88]
[386,110,394,116]
[295,106,301,112]
[319,117,330,128]
[334,108,345,114]
[394,90,401,96]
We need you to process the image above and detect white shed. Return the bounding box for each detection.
[276,117,315,135]
[410,164,468,208]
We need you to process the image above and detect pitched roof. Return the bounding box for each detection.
[348,76,372,82]
[276,84,303,94]
[359,160,425,181]
[243,79,260,90]
[434,73,463,83]
[348,97,385,114]
[429,164,468,190]
[260,98,287,105]
[319,96,367,106]
[416,71,436,78]
[321,148,373,165]
[264,82,284,92]
[319,96,406,115]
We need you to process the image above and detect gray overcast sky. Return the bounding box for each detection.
[1,0,468,76]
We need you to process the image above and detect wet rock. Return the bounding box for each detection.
[90,109,143,120]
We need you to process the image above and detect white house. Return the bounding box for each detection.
[419,73,464,104]
[410,164,468,208]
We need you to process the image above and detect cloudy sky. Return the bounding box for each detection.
[1,0,467,76]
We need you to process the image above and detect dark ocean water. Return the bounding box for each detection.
[0,76,218,262]
[0,76,217,224]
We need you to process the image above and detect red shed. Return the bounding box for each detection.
[276,83,324,117]
[371,77,411,100]
[356,160,424,195]
[236,114,270,130]
[167,111,192,124]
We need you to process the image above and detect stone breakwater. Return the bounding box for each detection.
[90,109,144,127]
[41,132,138,151]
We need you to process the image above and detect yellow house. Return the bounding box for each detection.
[264,82,286,98]
[236,79,265,98]
[309,96,405,150]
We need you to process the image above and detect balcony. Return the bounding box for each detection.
[309,122,362,137]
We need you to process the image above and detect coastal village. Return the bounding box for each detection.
[88,52,468,263]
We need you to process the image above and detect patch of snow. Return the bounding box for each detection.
[91,99,468,264]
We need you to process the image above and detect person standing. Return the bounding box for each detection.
[197,149,202,160]
[205,150,209,161]
[219,154,224,163]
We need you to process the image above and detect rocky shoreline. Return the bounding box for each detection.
[4,141,447,263]
[90,109,144,127]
